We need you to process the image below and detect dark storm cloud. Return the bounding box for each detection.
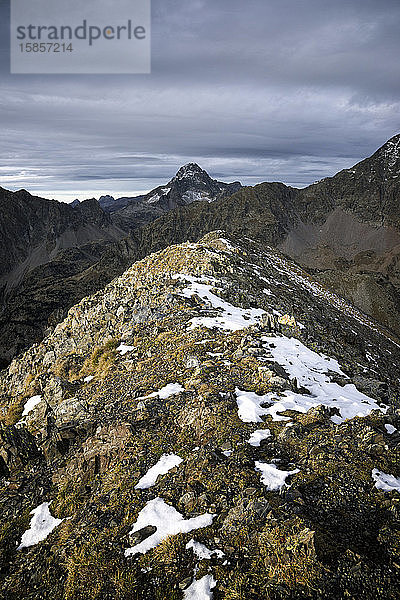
[0,0,399,201]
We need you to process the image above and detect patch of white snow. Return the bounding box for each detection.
[183,575,216,600]
[372,469,400,493]
[135,454,183,489]
[125,498,214,556]
[117,343,135,355]
[186,539,224,560]
[175,275,264,332]
[21,395,42,417]
[18,502,63,549]
[384,424,397,434]
[136,383,185,401]
[236,335,384,424]
[247,429,271,446]
[255,462,299,491]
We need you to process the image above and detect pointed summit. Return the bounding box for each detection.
[377,133,400,170]
[165,163,241,204]
[172,163,210,182]
[348,133,400,180]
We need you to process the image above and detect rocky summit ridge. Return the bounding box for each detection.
[0,231,399,599]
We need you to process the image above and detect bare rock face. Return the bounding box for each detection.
[103,162,242,231]
[0,424,41,476]
[0,189,123,290]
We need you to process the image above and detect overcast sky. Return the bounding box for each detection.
[1,0,399,202]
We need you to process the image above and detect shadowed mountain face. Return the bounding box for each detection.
[0,189,125,294]
[0,135,399,368]
[280,134,400,334]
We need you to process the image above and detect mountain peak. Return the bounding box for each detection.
[173,163,208,181]
[381,133,400,161]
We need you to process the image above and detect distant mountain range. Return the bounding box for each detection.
[0,163,241,296]
[98,162,241,214]
[97,162,241,232]
[0,134,399,368]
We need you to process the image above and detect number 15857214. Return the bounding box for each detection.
[19,43,73,52]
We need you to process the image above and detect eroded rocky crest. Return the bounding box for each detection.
[0,232,399,599]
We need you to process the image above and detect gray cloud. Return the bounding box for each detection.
[0,0,399,201]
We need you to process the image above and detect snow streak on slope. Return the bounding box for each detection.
[125,498,214,556]
[236,334,385,424]
[261,249,400,347]
[135,454,183,490]
[174,274,265,331]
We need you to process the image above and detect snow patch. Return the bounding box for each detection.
[384,424,397,434]
[186,539,224,559]
[135,454,183,489]
[183,575,216,600]
[146,193,161,204]
[117,343,135,355]
[235,389,273,423]
[255,462,299,491]
[136,383,185,401]
[218,237,237,252]
[175,274,264,332]
[182,190,211,203]
[372,469,400,493]
[125,498,214,556]
[265,335,344,378]
[18,502,63,549]
[247,429,271,446]
[21,395,42,417]
[236,335,384,425]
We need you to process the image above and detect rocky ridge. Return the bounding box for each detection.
[0,232,399,599]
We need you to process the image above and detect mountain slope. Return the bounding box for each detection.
[1,135,400,368]
[0,181,299,367]
[280,133,400,333]
[0,187,125,295]
[0,232,399,599]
